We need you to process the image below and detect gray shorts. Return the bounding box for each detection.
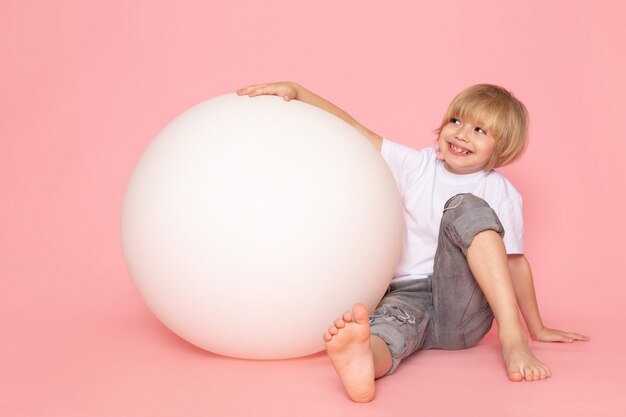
[369,193,504,375]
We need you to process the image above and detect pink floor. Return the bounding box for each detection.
[2,0,626,416]
[2,294,621,416]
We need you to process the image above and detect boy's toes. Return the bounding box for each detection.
[523,367,533,381]
[334,318,346,329]
[353,304,370,323]
[328,325,338,336]
[507,367,524,382]
[342,311,354,323]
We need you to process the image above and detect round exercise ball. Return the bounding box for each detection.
[121,93,404,359]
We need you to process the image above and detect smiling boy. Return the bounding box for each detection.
[238,82,588,403]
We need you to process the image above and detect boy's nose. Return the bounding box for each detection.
[457,125,473,142]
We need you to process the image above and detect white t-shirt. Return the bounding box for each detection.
[381,139,524,281]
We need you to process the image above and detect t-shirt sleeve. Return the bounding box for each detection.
[497,196,525,254]
[381,139,432,194]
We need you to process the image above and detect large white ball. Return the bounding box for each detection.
[121,94,404,359]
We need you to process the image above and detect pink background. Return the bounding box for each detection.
[1,0,624,416]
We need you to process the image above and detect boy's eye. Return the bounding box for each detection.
[450,118,461,125]
[475,127,486,134]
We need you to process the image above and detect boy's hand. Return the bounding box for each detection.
[531,326,589,343]
[237,82,299,101]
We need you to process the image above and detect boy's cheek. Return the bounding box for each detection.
[434,143,445,160]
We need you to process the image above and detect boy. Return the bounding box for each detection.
[237,82,588,402]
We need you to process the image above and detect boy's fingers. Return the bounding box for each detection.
[538,329,589,343]
[257,86,284,96]
[556,331,587,341]
[237,83,296,101]
[251,86,271,95]
[555,333,574,342]
[236,84,264,96]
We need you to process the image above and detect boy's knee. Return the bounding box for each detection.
[441,194,504,251]
[443,193,489,213]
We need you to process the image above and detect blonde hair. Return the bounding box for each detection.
[436,84,529,171]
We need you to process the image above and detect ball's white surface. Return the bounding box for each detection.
[121,94,404,359]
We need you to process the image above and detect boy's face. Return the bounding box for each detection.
[437,117,497,174]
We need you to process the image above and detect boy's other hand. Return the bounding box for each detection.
[237,82,299,101]
[532,326,589,343]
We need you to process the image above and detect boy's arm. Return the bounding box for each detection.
[237,82,383,151]
[508,254,589,342]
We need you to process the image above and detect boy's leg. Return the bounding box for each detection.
[432,194,550,381]
[467,231,550,381]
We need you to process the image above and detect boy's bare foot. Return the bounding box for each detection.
[500,332,551,381]
[323,304,375,402]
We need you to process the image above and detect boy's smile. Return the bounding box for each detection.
[438,118,497,175]
[448,142,472,156]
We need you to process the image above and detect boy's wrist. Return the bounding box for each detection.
[291,82,308,101]
[528,323,547,339]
